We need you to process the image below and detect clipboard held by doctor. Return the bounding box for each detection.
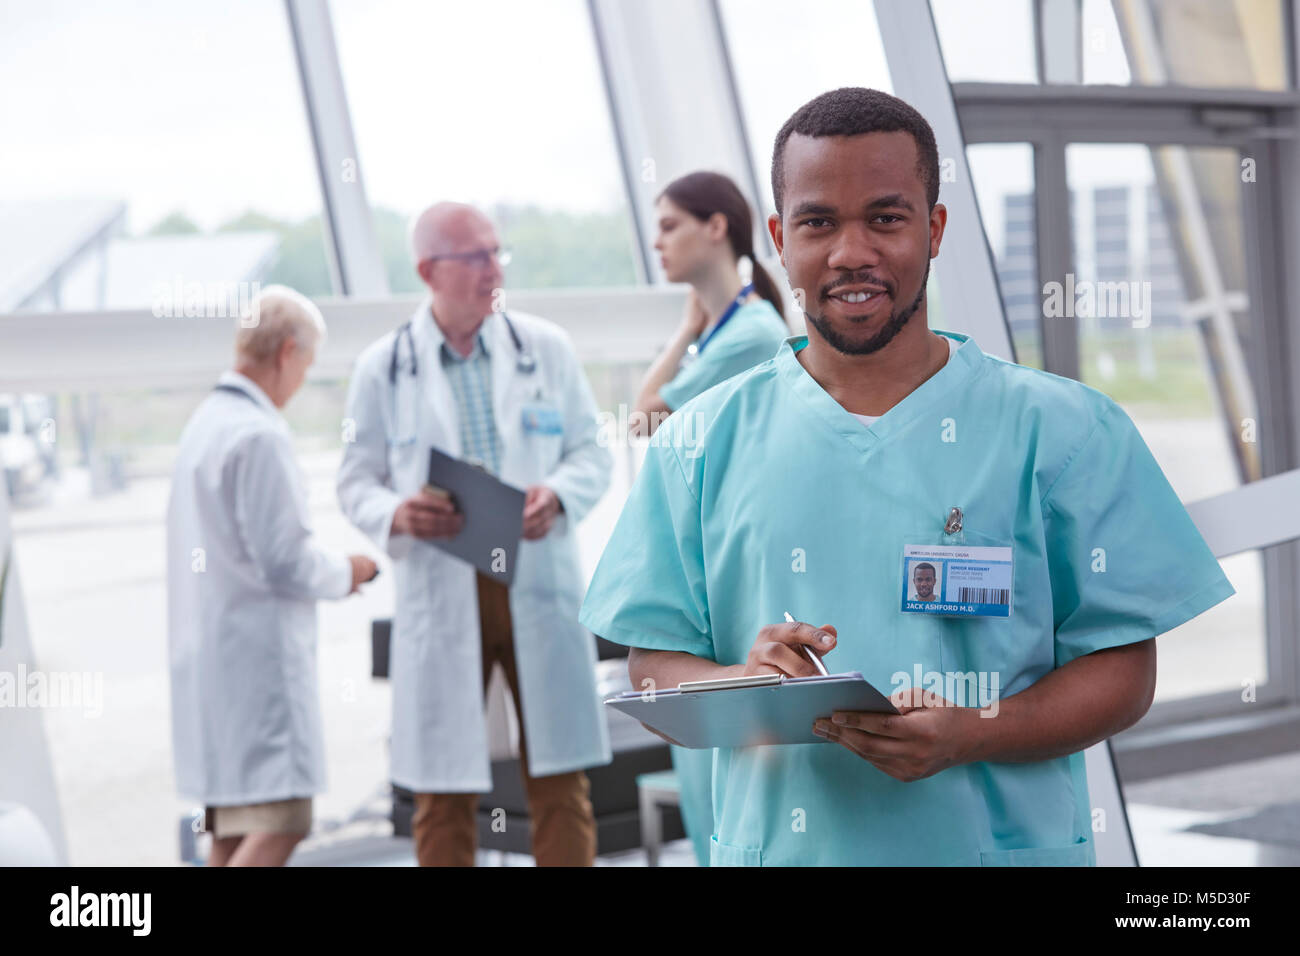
[425,447,526,584]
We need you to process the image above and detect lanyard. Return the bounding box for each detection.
[696,283,754,353]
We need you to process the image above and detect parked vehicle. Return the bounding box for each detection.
[0,394,56,500]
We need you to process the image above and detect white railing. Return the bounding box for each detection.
[0,287,694,393]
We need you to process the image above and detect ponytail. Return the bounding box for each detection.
[661,171,790,329]
[745,256,789,330]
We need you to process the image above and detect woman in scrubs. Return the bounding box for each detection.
[632,172,787,866]
[633,171,788,435]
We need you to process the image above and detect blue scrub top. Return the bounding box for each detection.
[659,299,787,411]
[580,330,1234,866]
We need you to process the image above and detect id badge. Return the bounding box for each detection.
[522,404,564,435]
[900,543,1013,618]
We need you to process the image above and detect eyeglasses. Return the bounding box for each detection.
[424,246,512,270]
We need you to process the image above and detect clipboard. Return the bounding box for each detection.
[425,448,526,584]
[605,672,899,749]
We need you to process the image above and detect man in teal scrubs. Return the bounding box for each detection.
[579,88,1234,866]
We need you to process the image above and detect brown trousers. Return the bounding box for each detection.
[410,573,597,866]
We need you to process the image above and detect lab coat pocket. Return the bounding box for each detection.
[979,835,1093,867]
[519,405,565,473]
[709,834,762,867]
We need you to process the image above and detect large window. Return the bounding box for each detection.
[967,143,1041,366]
[931,0,1039,84]
[1084,0,1289,89]
[329,0,638,291]
[0,0,331,310]
[718,0,892,218]
[933,0,1290,90]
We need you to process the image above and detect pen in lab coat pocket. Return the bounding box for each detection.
[784,611,831,677]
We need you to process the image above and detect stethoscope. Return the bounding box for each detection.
[388,310,536,384]
[386,310,537,446]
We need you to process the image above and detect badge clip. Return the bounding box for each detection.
[944,506,963,535]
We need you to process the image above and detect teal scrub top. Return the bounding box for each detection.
[580,330,1234,866]
[658,299,787,411]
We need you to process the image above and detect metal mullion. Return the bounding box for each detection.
[1033,134,1079,380]
[1036,0,1082,85]
[283,0,388,297]
[1289,0,1299,91]
[707,0,773,257]
[1239,132,1300,706]
[958,104,1271,147]
[585,0,651,285]
[952,80,1300,108]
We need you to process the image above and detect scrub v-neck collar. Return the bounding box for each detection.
[774,329,984,456]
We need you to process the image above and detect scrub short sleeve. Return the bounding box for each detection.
[659,337,774,411]
[1042,401,1235,667]
[578,435,714,659]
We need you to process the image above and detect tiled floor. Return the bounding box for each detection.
[287,824,697,867]
[286,751,1300,866]
[1126,804,1300,866]
[1122,750,1300,866]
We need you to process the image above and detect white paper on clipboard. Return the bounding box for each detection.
[605,671,898,749]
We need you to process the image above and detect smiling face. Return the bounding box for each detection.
[769,130,946,356]
[913,564,937,600]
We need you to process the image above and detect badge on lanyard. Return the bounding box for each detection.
[522,401,564,435]
[900,507,1013,618]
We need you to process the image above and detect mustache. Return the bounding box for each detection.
[821,273,894,299]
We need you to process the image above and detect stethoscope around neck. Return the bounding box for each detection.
[388,310,536,384]
[385,310,537,447]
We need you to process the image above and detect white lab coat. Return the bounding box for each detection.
[337,305,613,792]
[167,371,352,806]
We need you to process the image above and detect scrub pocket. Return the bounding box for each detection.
[908,526,1023,687]
[979,835,1094,867]
[709,834,762,867]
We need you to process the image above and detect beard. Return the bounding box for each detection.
[804,259,930,356]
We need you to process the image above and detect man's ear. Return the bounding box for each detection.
[767,212,784,265]
[928,202,948,258]
[416,258,435,288]
[277,334,298,371]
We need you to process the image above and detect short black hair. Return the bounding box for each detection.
[771,87,940,216]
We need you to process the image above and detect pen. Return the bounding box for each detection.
[783,611,830,677]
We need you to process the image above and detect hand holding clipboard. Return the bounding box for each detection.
[412,449,526,584]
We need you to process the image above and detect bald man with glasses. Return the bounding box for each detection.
[338,202,613,866]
